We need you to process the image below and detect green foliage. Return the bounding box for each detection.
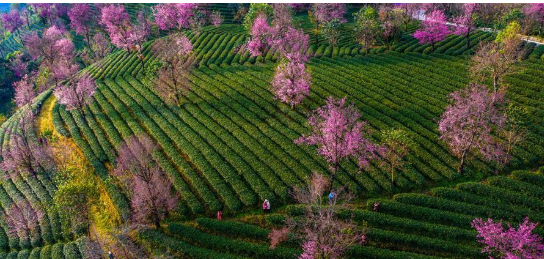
[353,7,381,48]
[496,21,521,44]
[321,19,343,47]
[54,182,99,237]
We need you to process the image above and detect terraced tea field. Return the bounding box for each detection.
[54,45,544,217]
[2,3,544,258]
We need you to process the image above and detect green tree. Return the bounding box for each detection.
[354,7,381,54]
[54,182,99,238]
[379,129,412,185]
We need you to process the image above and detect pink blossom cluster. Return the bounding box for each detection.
[210,10,223,27]
[247,11,309,63]
[452,3,478,36]
[13,74,36,108]
[100,4,132,50]
[100,5,150,52]
[472,217,544,259]
[413,10,450,47]
[153,3,199,31]
[1,9,23,33]
[54,73,97,111]
[68,3,93,36]
[271,61,311,108]
[311,3,347,24]
[438,84,507,172]
[299,241,317,259]
[296,96,380,172]
[247,15,272,57]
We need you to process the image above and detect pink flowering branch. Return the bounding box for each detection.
[472,217,544,259]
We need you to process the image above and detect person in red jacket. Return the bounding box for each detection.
[217,210,222,220]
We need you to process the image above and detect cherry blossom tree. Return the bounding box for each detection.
[68,4,96,55]
[295,96,380,188]
[378,129,411,184]
[90,32,112,62]
[24,25,76,81]
[10,52,27,79]
[242,3,274,31]
[310,4,347,45]
[269,173,367,259]
[152,34,193,107]
[130,12,152,70]
[271,26,309,63]
[29,3,54,25]
[1,9,23,33]
[54,73,96,111]
[153,3,198,31]
[50,57,79,87]
[472,217,544,259]
[452,4,479,49]
[271,61,311,108]
[354,7,381,54]
[101,5,150,69]
[113,134,178,229]
[13,74,36,108]
[210,10,223,27]
[100,4,132,51]
[246,15,272,57]
[0,111,55,178]
[413,10,450,51]
[4,201,44,245]
[524,4,544,35]
[271,3,293,32]
[247,5,309,63]
[20,7,31,30]
[438,83,507,173]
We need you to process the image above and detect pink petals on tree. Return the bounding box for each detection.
[68,3,93,36]
[1,9,23,33]
[247,15,272,57]
[13,74,36,108]
[54,73,97,111]
[413,10,450,50]
[113,134,178,228]
[153,3,198,31]
[100,4,132,51]
[311,3,347,24]
[271,61,311,108]
[452,3,478,48]
[438,83,507,173]
[296,96,380,177]
[472,217,544,259]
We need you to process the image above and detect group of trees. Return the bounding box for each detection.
[0,3,542,259]
[245,3,312,108]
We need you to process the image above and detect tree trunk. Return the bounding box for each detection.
[432,42,435,52]
[539,21,543,36]
[154,215,161,229]
[493,76,498,99]
[330,163,338,191]
[458,149,468,173]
